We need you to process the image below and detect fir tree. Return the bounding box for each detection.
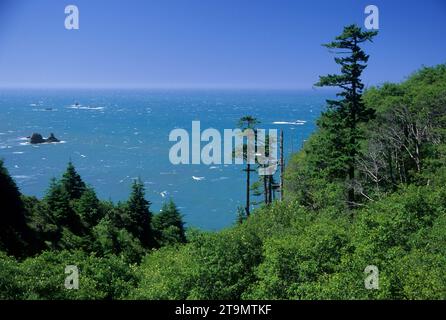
[73,187,102,229]
[61,161,86,200]
[43,178,83,247]
[126,178,154,248]
[0,160,30,256]
[45,178,72,226]
[315,24,378,206]
[153,199,186,245]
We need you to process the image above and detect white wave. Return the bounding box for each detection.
[12,151,24,154]
[211,176,229,182]
[160,191,168,198]
[192,176,205,181]
[12,175,33,180]
[20,140,66,146]
[119,175,130,184]
[273,120,307,125]
[68,106,104,111]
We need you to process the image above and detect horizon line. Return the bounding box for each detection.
[0,84,338,91]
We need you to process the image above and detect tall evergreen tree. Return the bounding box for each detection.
[126,178,154,248]
[44,178,72,226]
[315,24,378,206]
[153,199,186,246]
[235,116,259,216]
[72,186,102,229]
[257,132,277,205]
[43,178,83,249]
[0,160,30,256]
[61,161,86,200]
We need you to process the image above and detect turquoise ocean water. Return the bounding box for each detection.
[0,89,330,230]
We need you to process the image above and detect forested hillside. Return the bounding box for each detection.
[1,63,445,299]
[132,63,446,300]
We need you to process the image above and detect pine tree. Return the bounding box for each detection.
[257,132,277,205]
[153,199,186,245]
[45,178,72,226]
[43,178,83,248]
[61,161,86,200]
[235,116,259,217]
[126,178,154,248]
[315,24,378,207]
[72,186,102,229]
[0,160,30,256]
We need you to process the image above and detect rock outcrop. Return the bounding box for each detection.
[46,133,60,143]
[29,133,60,144]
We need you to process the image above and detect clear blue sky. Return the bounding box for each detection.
[0,0,444,89]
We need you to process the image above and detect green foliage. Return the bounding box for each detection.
[285,146,345,211]
[1,55,445,300]
[72,187,102,229]
[131,64,446,301]
[0,250,137,299]
[42,178,83,248]
[0,251,22,299]
[44,178,75,227]
[0,160,31,256]
[391,250,446,299]
[132,245,198,300]
[125,179,154,248]
[188,228,263,299]
[153,200,186,246]
[61,161,86,200]
[236,206,247,224]
[245,216,349,299]
[315,24,378,207]
[360,64,446,191]
[92,216,145,263]
[133,227,262,300]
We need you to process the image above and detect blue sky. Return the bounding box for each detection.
[0,0,444,89]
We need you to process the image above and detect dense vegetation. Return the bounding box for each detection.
[1,26,445,300]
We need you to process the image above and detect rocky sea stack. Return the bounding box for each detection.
[29,133,60,144]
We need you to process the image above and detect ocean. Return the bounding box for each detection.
[0,89,331,230]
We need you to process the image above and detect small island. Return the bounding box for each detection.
[28,133,60,144]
